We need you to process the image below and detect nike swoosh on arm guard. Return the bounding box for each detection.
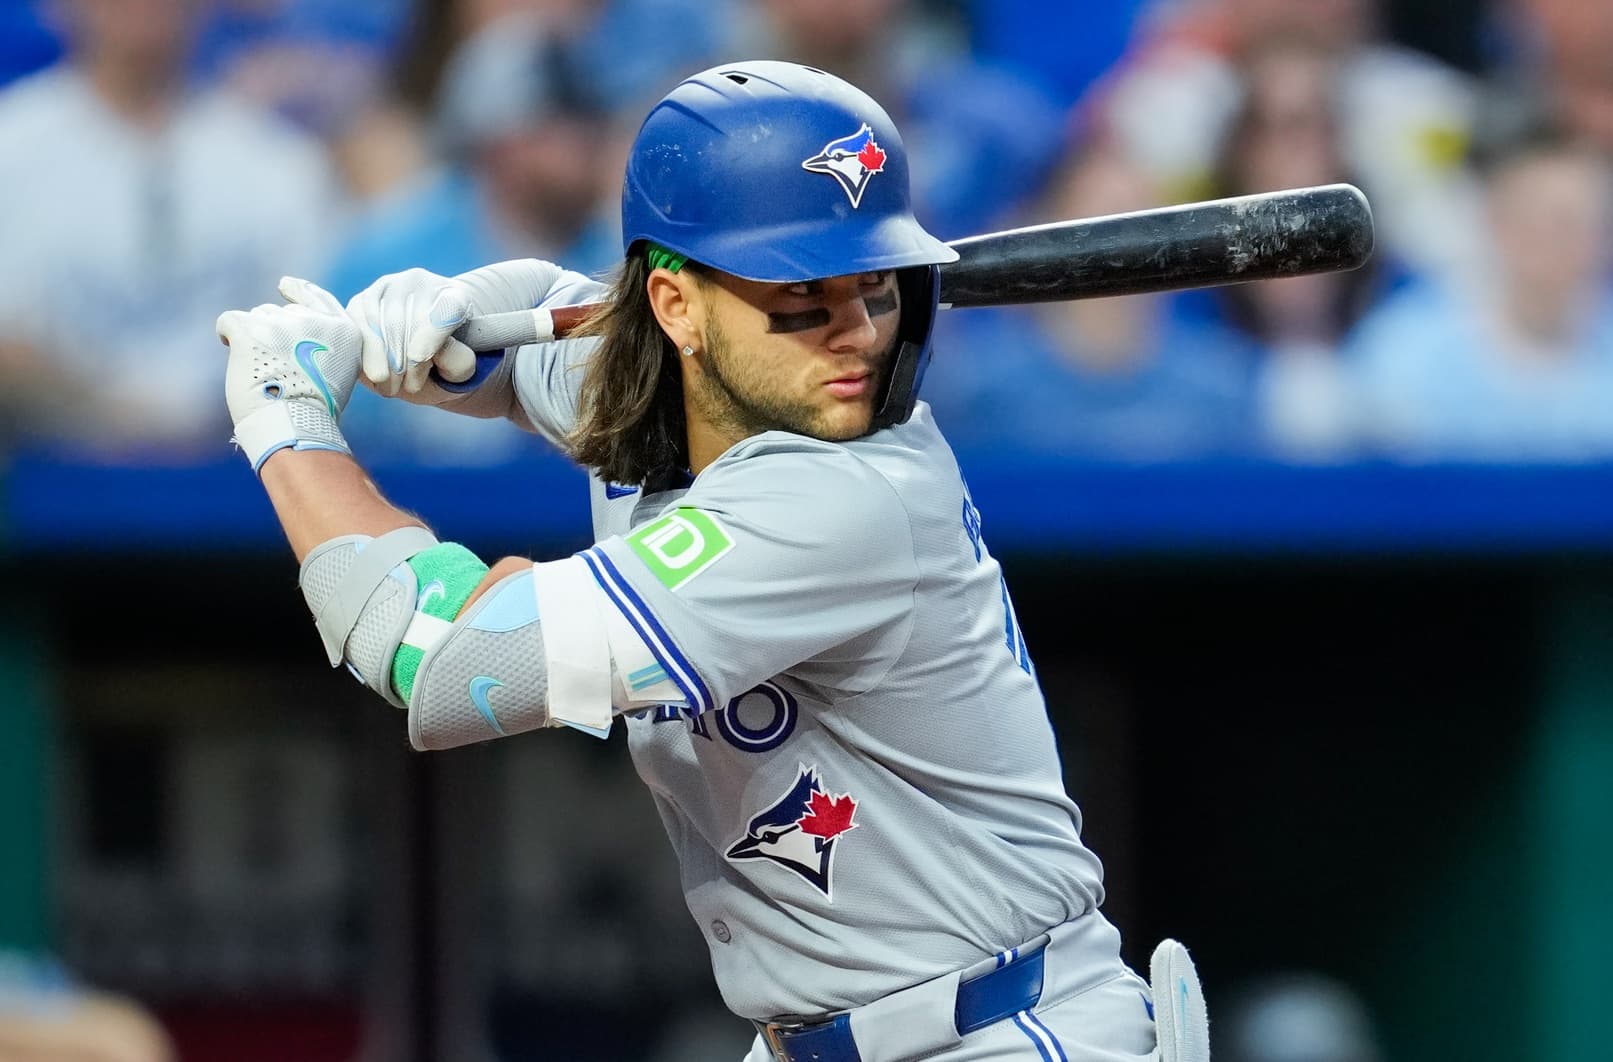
[405,566,553,749]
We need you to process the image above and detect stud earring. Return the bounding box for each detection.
[681,345,695,357]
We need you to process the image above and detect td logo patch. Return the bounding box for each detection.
[626,508,734,591]
[726,765,860,898]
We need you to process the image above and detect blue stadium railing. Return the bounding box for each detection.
[8,447,1613,555]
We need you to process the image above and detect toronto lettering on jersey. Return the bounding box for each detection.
[652,680,799,753]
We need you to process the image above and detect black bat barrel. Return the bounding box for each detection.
[937,183,1375,307]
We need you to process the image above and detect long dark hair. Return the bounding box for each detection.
[566,256,689,488]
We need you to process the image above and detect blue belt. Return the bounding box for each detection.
[755,945,1046,1062]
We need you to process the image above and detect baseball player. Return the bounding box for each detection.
[216,61,1208,1061]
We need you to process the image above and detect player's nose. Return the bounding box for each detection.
[823,288,879,354]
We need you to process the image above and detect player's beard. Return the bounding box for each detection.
[692,314,884,443]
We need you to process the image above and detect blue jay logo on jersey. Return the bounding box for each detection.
[801,124,888,208]
[726,765,860,898]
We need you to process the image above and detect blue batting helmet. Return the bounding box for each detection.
[621,60,958,429]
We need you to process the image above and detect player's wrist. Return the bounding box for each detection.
[232,398,350,474]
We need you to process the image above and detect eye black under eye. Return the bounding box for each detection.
[767,308,833,333]
[863,289,898,317]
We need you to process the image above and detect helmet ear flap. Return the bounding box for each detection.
[871,265,941,430]
[873,338,922,430]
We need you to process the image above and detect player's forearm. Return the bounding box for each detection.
[259,449,426,562]
[221,283,564,743]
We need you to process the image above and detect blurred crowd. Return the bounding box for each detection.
[2,0,1612,467]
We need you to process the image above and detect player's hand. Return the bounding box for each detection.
[346,267,477,400]
[216,277,363,473]
[345,259,566,403]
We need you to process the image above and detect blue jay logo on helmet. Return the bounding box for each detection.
[801,123,888,208]
[726,765,860,898]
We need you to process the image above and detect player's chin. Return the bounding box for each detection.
[810,403,876,441]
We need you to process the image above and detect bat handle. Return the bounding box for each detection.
[432,304,598,392]
[451,304,597,348]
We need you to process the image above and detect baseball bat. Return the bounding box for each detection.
[453,183,1373,350]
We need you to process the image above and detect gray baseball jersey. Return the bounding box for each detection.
[510,278,1107,1022]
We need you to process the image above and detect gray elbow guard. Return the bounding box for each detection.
[408,567,550,750]
[300,527,441,709]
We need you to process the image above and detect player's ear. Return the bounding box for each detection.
[646,267,705,354]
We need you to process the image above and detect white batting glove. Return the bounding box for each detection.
[216,277,363,473]
[345,259,566,403]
